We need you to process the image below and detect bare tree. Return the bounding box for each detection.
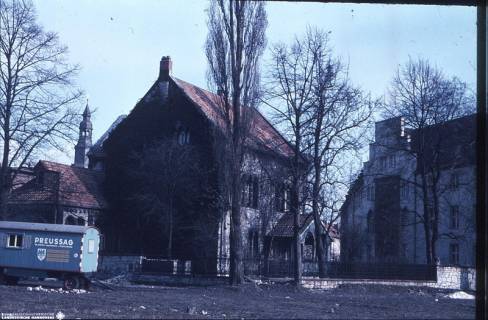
[205,0,267,285]
[0,0,82,218]
[128,139,202,257]
[306,28,374,277]
[264,29,319,286]
[383,58,474,264]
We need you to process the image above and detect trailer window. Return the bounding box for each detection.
[7,234,23,248]
[88,239,95,253]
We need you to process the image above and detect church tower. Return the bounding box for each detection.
[74,101,93,168]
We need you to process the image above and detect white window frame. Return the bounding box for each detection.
[7,234,23,249]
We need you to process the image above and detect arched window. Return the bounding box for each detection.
[303,232,315,260]
[248,229,259,258]
[65,215,76,225]
[177,128,190,145]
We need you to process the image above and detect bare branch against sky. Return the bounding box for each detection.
[29,0,475,165]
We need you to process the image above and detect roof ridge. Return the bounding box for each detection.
[172,76,295,158]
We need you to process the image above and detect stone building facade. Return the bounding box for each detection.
[340,115,476,267]
[88,56,329,271]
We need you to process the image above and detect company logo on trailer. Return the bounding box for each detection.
[34,237,74,248]
[37,248,46,261]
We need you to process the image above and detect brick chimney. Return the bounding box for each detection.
[159,56,172,80]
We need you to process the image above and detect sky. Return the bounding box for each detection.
[31,0,476,164]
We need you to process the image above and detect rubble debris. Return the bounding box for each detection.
[187,306,196,315]
[445,291,475,300]
[26,285,87,294]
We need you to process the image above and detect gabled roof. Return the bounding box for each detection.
[9,161,107,210]
[267,213,313,238]
[173,78,295,159]
[268,212,340,239]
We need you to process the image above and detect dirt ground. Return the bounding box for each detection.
[0,281,475,319]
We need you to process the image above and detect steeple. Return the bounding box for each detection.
[74,100,93,168]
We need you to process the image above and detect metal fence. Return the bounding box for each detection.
[140,257,437,281]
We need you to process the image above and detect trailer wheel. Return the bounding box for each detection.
[63,276,79,290]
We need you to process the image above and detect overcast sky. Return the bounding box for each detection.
[32,0,476,164]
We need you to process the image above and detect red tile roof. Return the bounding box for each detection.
[11,168,36,190]
[9,161,106,210]
[173,78,295,158]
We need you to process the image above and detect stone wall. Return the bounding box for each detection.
[436,266,476,291]
[302,266,476,291]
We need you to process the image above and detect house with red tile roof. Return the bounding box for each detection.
[84,56,311,271]
[6,103,106,226]
[7,160,106,225]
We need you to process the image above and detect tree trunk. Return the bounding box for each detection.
[420,172,433,264]
[229,135,244,285]
[291,176,302,286]
[0,184,10,220]
[312,167,326,277]
[167,201,173,258]
[431,178,440,264]
[229,173,243,285]
[0,114,11,219]
[313,211,326,278]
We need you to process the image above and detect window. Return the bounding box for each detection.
[449,243,459,265]
[388,155,396,168]
[303,233,315,260]
[88,239,95,254]
[7,234,23,248]
[367,184,375,201]
[176,128,190,145]
[275,182,290,212]
[379,156,387,169]
[248,230,259,258]
[400,181,409,199]
[450,205,459,229]
[242,175,259,209]
[449,173,459,190]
